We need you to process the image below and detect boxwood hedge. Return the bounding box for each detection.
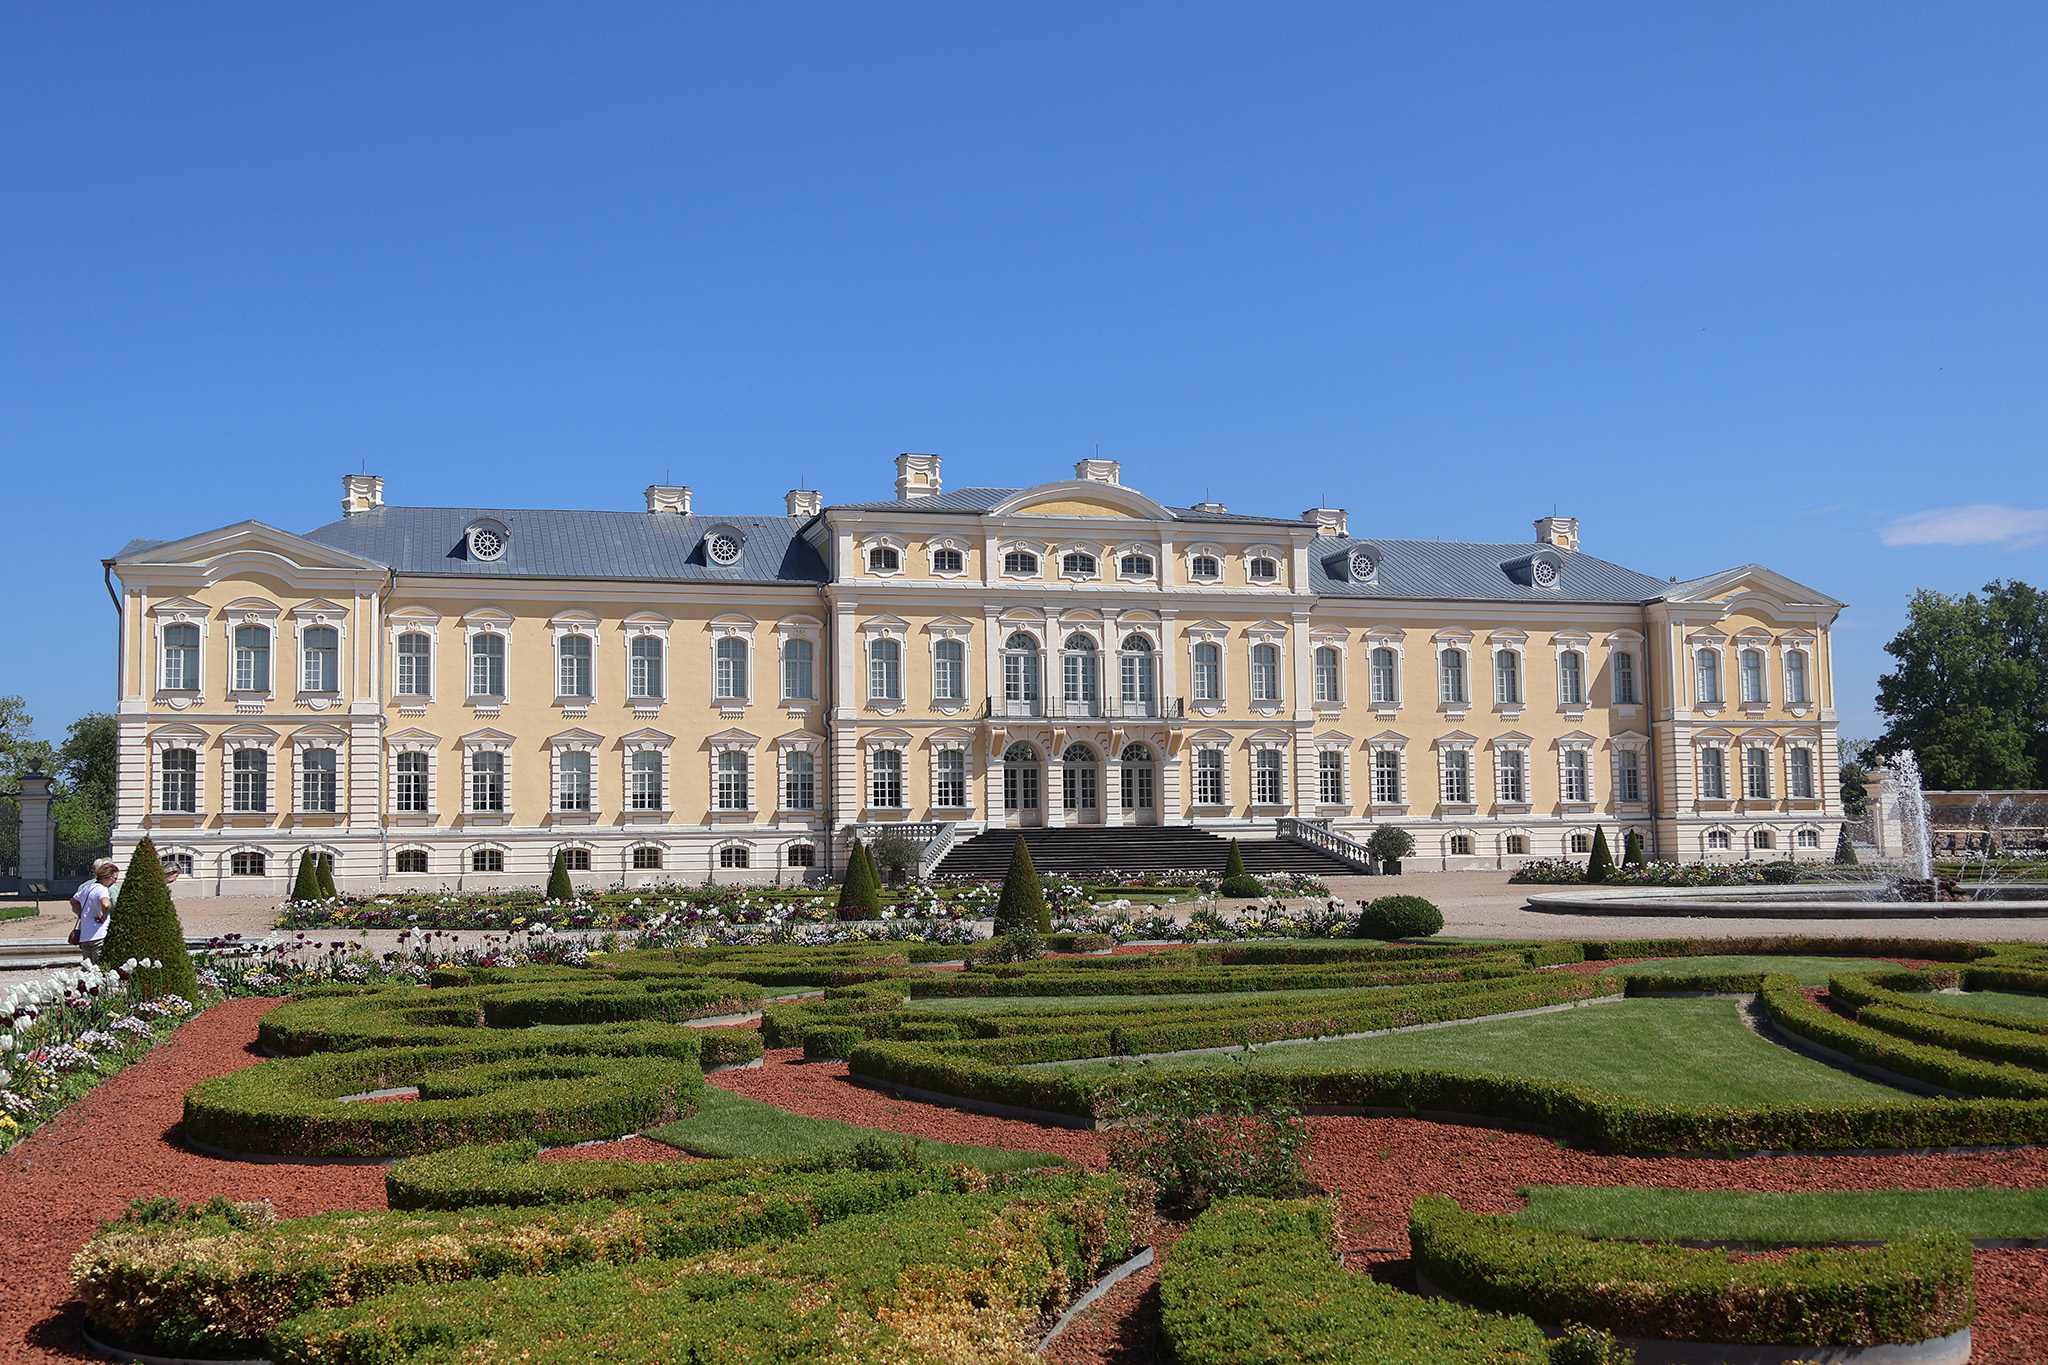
[1760,976,2048,1100]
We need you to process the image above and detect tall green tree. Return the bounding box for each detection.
[0,695,55,875]
[51,713,117,874]
[1873,581,2048,789]
[100,836,198,1000]
[1837,737,1874,820]
[547,851,576,901]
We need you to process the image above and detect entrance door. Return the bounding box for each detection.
[1061,742,1101,825]
[1002,742,1043,827]
[1120,742,1157,826]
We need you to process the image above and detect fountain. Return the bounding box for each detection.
[1881,751,1963,901]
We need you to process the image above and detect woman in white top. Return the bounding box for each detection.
[73,861,118,963]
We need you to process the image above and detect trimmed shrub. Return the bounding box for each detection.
[1836,825,1859,865]
[1218,874,1266,899]
[836,840,883,919]
[1623,829,1648,868]
[802,1026,863,1061]
[1043,932,1115,954]
[1106,1074,1309,1213]
[992,835,1051,935]
[100,837,197,1001]
[896,1020,959,1043]
[315,852,338,900]
[1760,860,1799,885]
[546,851,575,902]
[1760,977,2048,1099]
[1409,1195,1974,1347]
[1367,825,1415,868]
[1356,894,1444,940]
[289,851,321,903]
[1584,827,1614,883]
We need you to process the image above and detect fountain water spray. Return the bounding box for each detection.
[1882,751,1933,883]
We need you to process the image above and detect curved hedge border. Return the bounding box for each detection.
[1760,977,2048,1100]
[257,978,759,1055]
[1409,1195,1974,1347]
[386,1139,769,1209]
[1830,971,2048,1039]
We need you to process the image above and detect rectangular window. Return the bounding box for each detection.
[301,748,338,812]
[395,751,430,812]
[231,748,267,812]
[1313,648,1341,704]
[716,751,749,810]
[714,639,748,701]
[470,751,505,812]
[1253,749,1284,804]
[1745,747,1772,799]
[1695,649,1721,705]
[1194,749,1225,805]
[396,633,432,696]
[1506,834,1528,855]
[935,748,967,807]
[302,626,339,693]
[1497,750,1526,803]
[869,640,901,700]
[1191,643,1221,701]
[1789,747,1814,799]
[233,625,270,692]
[1740,650,1766,703]
[1494,650,1520,704]
[1613,650,1637,705]
[933,639,965,701]
[162,624,199,691]
[1250,644,1281,703]
[161,748,197,812]
[783,639,816,700]
[1561,750,1589,803]
[629,751,664,810]
[1371,750,1401,804]
[1617,749,1642,804]
[869,749,903,808]
[1558,651,1584,705]
[1370,648,1398,704]
[1439,648,1466,704]
[783,751,816,810]
[1318,751,1344,805]
[1700,747,1727,800]
[1441,750,1470,804]
[558,751,591,811]
[1785,651,1809,705]
[471,634,506,697]
[558,635,592,698]
[629,637,664,699]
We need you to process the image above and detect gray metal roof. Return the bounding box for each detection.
[297,507,830,584]
[828,487,1307,526]
[1310,537,1679,604]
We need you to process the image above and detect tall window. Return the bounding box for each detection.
[1497,750,1526,803]
[395,751,430,812]
[782,639,815,700]
[629,751,664,810]
[1003,549,1039,575]
[1313,647,1341,703]
[1003,742,1040,811]
[1695,649,1721,705]
[1194,749,1225,805]
[558,751,591,811]
[1189,554,1219,579]
[935,749,967,806]
[1558,650,1584,706]
[1785,650,1810,705]
[932,548,964,573]
[1613,651,1637,705]
[1700,747,1727,800]
[1441,750,1470,804]
[161,749,197,812]
[1318,751,1344,804]
[869,638,902,700]
[301,748,338,812]
[470,633,505,697]
[1617,750,1643,804]
[1120,742,1155,811]
[1561,750,1589,803]
[1061,551,1097,576]
[714,638,748,700]
[716,751,749,809]
[1371,750,1402,804]
[933,638,965,701]
[1740,649,1766,703]
[1494,649,1520,705]
[1120,634,1156,709]
[470,751,505,812]
[783,751,816,809]
[1370,648,1398,704]
[1789,747,1814,799]
[1247,556,1279,582]
[558,635,592,698]
[1253,749,1284,804]
[162,624,199,691]
[1744,747,1772,799]
[869,749,903,808]
[301,627,339,693]
[1062,743,1098,810]
[1191,642,1222,701]
[1062,634,1099,711]
[233,625,270,692]
[1250,643,1281,702]
[1439,648,1467,704]
[232,748,267,811]
[1003,633,1040,710]
[396,632,431,696]
[629,636,664,699]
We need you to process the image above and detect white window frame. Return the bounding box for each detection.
[927,538,969,578]
[1691,636,1727,707]
[777,739,822,812]
[231,621,275,696]
[550,734,600,813]
[866,742,907,810]
[1057,543,1104,582]
[549,612,601,705]
[459,610,514,706]
[1315,745,1347,807]
[1437,738,1476,808]
[1243,544,1282,586]
[1697,743,1730,801]
[1737,642,1770,705]
[1492,740,1531,808]
[1114,544,1158,581]
[1368,741,1405,808]
[998,540,1047,580]
[1185,544,1224,584]
[463,737,512,814]
[390,736,438,816]
[1248,638,1283,705]
[293,607,345,697]
[1366,634,1403,709]
[1787,743,1816,800]
[388,611,440,709]
[624,617,673,707]
[710,737,758,813]
[1438,645,1468,706]
[860,534,907,578]
[623,737,672,813]
[155,610,206,696]
[291,734,344,814]
[932,742,971,809]
[1558,740,1595,806]
[1606,631,1644,707]
[150,731,205,813]
[1310,634,1346,708]
[709,618,755,709]
[1612,741,1648,806]
[1190,742,1228,807]
[1492,642,1525,706]
[1743,743,1775,800]
[224,737,274,812]
[775,617,824,705]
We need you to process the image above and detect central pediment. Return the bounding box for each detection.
[991,480,1174,520]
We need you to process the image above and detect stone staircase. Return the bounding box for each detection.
[929,825,1357,880]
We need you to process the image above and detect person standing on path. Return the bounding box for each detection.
[74,861,118,963]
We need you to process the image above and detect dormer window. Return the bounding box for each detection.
[707,533,743,565]
[1061,551,1098,577]
[1189,554,1220,580]
[1248,556,1279,582]
[1003,549,1039,575]
[868,546,900,573]
[466,520,509,561]
[1119,553,1154,578]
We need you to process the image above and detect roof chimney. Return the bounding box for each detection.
[1189,500,1228,514]
[342,473,384,515]
[894,453,941,501]
[1073,458,1121,485]
[646,485,692,514]
[1303,507,1348,537]
[785,489,823,518]
[1534,515,1579,552]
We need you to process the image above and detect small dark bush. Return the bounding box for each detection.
[1761,860,1799,884]
[1106,1075,1309,1215]
[1218,875,1266,899]
[1355,894,1443,940]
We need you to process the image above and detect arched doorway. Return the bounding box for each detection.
[1001,742,1042,827]
[1119,741,1157,825]
[1061,742,1101,825]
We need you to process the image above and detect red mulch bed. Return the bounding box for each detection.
[538,1136,694,1163]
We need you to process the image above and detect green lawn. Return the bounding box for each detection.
[0,904,39,924]
[907,985,1393,1014]
[1602,955,1911,986]
[1516,1184,2048,1243]
[645,1084,1064,1173]
[1935,990,2048,1023]
[1057,998,1913,1107]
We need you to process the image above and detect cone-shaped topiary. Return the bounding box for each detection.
[837,839,883,920]
[1585,826,1615,883]
[315,852,338,900]
[288,850,321,903]
[1834,825,1859,866]
[1622,829,1647,868]
[1218,837,1264,898]
[1224,838,1247,879]
[547,850,576,902]
[993,835,1050,936]
[100,836,197,1001]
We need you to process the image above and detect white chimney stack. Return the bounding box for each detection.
[1303,507,1348,537]
[785,489,823,517]
[342,473,384,515]
[895,453,941,501]
[1534,515,1579,552]
[646,485,692,514]
[1073,458,1121,485]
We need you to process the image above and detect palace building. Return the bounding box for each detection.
[105,456,1846,894]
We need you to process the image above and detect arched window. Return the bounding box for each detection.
[786,843,817,868]
[1370,648,1398,704]
[1062,633,1099,711]
[629,751,664,810]
[233,625,270,693]
[1250,643,1281,702]
[1740,649,1766,703]
[1450,834,1473,856]
[1695,649,1722,704]
[782,638,815,700]
[1785,650,1810,705]
[395,751,430,812]
[716,751,749,809]
[1003,549,1039,575]
[395,849,428,873]
[1317,751,1344,804]
[1192,642,1222,701]
[1119,553,1154,577]
[1612,650,1637,705]
[162,623,200,691]
[1120,742,1154,812]
[471,848,504,873]
[714,638,748,700]
[1119,633,1156,710]
[557,634,592,698]
[1002,633,1040,712]
[1752,828,1775,850]
[1002,742,1040,812]
[932,639,965,701]
[1061,742,1098,811]
[470,633,505,698]
[719,846,750,868]
[1439,648,1467,704]
[932,547,963,573]
[632,845,663,869]
[867,545,900,573]
[301,626,338,693]
[1190,554,1220,580]
[1699,747,1727,800]
[396,632,431,696]
[301,748,338,812]
[232,749,268,812]
[1706,828,1732,851]
[1313,647,1341,703]
[1558,650,1584,706]
[1372,750,1402,804]
[1248,556,1279,582]
[469,751,505,812]
[1494,649,1520,705]
[1252,749,1284,804]
[868,638,902,700]
[783,750,816,810]
[557,751,591,811]
[629,636,664,699]
[230,851,266,877]
[560,847,591,871]
[869,749,903,808]
[934,748,967,806]
[1061,551,1097,577]
[160,749,197,812]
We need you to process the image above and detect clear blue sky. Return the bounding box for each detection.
[4,3,2044,748]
